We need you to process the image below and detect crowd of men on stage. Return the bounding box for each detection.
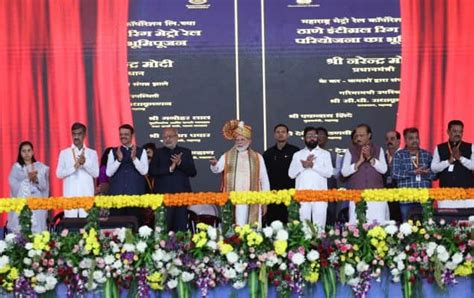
[7,119,474,233]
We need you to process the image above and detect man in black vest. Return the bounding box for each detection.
[106,124,149,223]
[149,128,197,231]
[431,120,474,208]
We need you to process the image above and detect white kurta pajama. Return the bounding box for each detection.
[289,146,333,228]
[211,149,270,226]
[341,149,389,224]
[56,145,99,218]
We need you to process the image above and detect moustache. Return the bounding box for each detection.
[387,142,394,146]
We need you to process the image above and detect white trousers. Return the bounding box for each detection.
[438,199,474,209]
[299,202,328,228]
[235,204,262,227]
[64,208,88,218]
[348,201,389,224]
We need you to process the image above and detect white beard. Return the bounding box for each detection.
[236,145,249,152]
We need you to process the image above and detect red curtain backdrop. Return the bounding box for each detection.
[0,0,131,223]
[92,0,134,151]
[397,0,474,150]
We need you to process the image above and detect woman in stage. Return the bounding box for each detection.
[8,141,50,233]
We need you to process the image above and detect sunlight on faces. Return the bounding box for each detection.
[162,128,178,149]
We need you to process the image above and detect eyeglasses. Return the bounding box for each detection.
[305,135,318,139]
[162,135,177,140]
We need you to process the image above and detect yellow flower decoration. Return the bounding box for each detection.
[95,194,164,210]
[192,231,207,248]
[33,231,51,251]
[0,199,27,213]
[218,241,233,255]
[454,261,473,277]
[274,240,287,256]
[246,231,263,247]
[229,189,294,205]
[362,188,430,203]
[147,272,164,290]
[83,228,101,256]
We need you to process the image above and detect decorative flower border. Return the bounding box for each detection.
[0,220,472,297]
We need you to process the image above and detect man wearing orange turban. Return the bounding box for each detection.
[210,120,270,226]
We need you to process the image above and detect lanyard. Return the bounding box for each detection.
[447,141,460,155]
[72,147,84,162]
[410,151,419,169]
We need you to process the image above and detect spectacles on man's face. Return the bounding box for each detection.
[305,134,318,139]
[162,135,177,140]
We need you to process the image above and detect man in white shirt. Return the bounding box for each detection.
[210,120,270,226]
[341,124,389,224]
[431,120,474,208]
[106,124,149,223]
[289,126,333,227]
[56,122,99,218]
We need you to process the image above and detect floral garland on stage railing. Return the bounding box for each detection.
[164,192,228,207]
[0,220,472,298]
[1,187,474,213]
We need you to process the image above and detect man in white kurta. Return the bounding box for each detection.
[289,127,333,228]
[56,123,99,218]
[431,120,474,208]
[341,124,389,224]
[210,120,270,226]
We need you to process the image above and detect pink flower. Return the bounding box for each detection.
[48,259,54,267]
[61,229,69,237]
[298,246,305,254]
[408,256,416,263]
[288,251,294,259]
[423,256,429,263]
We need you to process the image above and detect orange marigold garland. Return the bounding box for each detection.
[164,192,229,206]
[293,189,362,203]
[27,197,95,211]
